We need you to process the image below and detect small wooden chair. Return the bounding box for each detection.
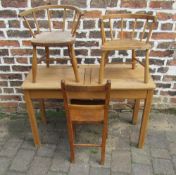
[99,13,157,84]
[19,5,83,83]
[61,80,111,164]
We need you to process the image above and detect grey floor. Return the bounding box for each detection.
[0,109,176,175]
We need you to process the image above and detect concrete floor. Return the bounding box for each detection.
[0,109,176,175]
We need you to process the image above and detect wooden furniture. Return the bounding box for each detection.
[99,13,157,84]
[22,64,155,151]
[19,5,83,83]
[61,80,111,164]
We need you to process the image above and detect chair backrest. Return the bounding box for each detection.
[19,5,83,38]
[100,13,157,44]
[61,80,111,114]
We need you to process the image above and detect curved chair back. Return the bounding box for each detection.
[100,13,157,44]
[19,5,83,38]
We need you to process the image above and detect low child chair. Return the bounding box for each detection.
[99,13,157,84]
[61,80,111,164]
[19,5,83,83]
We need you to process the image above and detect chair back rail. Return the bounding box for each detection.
[19,5,83,38]
[101,13,157,44]
[61,80,111,112]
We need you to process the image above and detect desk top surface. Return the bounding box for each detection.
[22,64,156,90]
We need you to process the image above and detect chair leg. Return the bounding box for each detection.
[32,45,37,83]
[66,119,75,162]
[132,99,140,125]
[68,44,80,82]
[45,46,50,68]
[144,49,150,83]
[104,51,109,67]
[40,99,47,124]
[100,121,107,165]
[132,49,136,69]
[99,51,107,84]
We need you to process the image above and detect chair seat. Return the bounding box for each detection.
[31,31,75,46]
[102,39,152,51]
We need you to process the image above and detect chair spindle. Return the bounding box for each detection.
[132,18,137,39]
[63,8,66,31]
[140,19,148,41]
[47,9,52,32]
[101,19,106,44]
[71,13,81,36]
[33,12,40,34]
[146,22,154,43]
[23,16,35,37]
[109,18,113,40]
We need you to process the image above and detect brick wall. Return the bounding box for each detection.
[0,0,175,112]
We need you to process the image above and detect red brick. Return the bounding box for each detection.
[121,0,147,8]
[90,0,118,8]
[149,59,165,66]
[91,49,101,56]
[22,40,31,47]
[150,1,173,9]
[60,0,87,7]
[10,81,23,87]
[170,98,176,104]
[0,40,19,47]
[16,57,29,64]
[150,50,174,57]
[8,20,20,28]
[7,30,31,38]
[0,31,5,38]
[0,74,22,80]
[0,81,8,87]
[157,42,173,49]
[31,0,57,6]
[15,88,23,94]
[11,49,32,56]
[0,21,6,28]
[157,12,173,21]
[0,49,9,56]
[0,66,10,72]
[75,49,88,56]
[0,101,19,108]
[161,23,173,30]
[2,0,27,7]
[83,20,96,29]
[152,32,175,40]
[156,83,171,89]
[0,10,17,18]
[106,10,131,14]
[83,10,102,18]
[75,41,99,47]
[0,95,21,101]
[52,21,63,30]
[3,57,15,64]
[163,75,176,82]
[3,88,14,94]
[89,31,101,38]
[157,67,169,73]
[167,59,176,66]
[12,65,31,72]
[151,75,161,81]
[77,32,87,38]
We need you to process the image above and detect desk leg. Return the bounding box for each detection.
[24,90,41,146]
[138,90,153,148]
[40,99,47,124]
[32,45,37,83]
[132,99,140,125]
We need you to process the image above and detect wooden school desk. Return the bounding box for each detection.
[22,64,155,148]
